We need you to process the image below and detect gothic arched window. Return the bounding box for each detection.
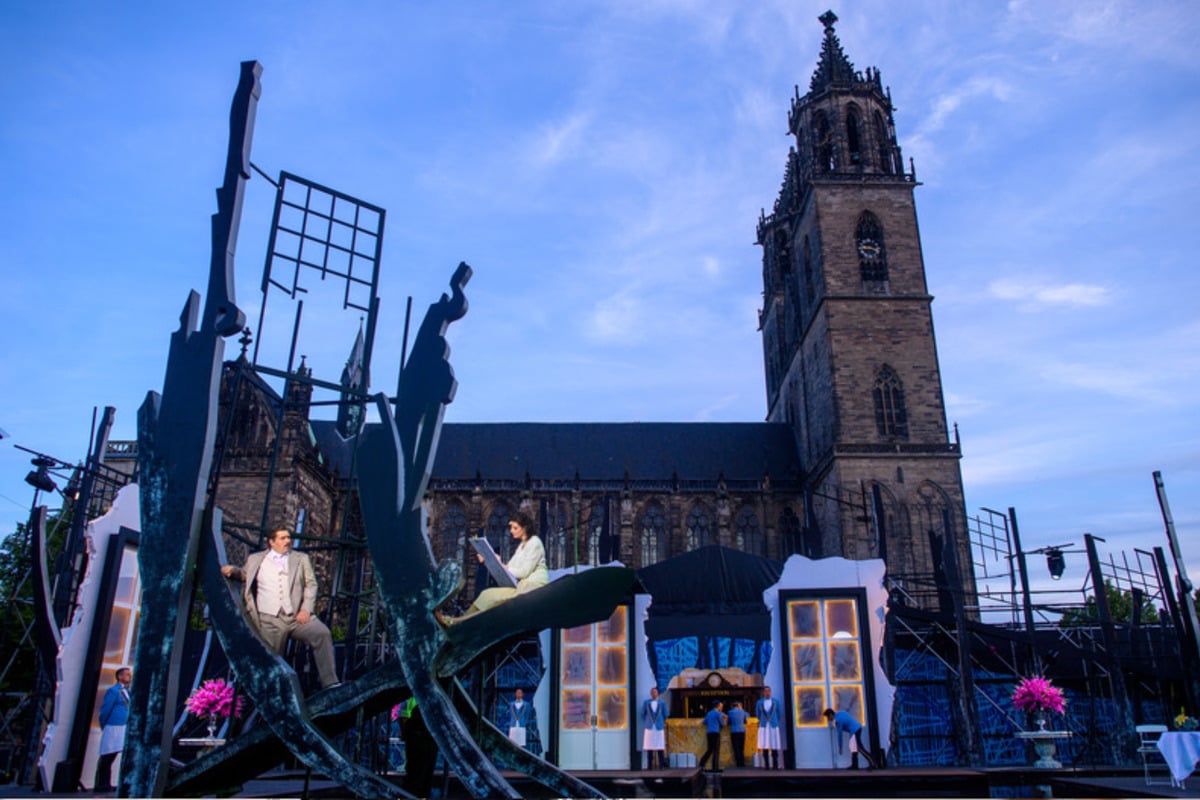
[440,502,468,563]
[779,506,802,557]
[544,500,571,570]
[874,364,909,439]
[486,501,512,559]
[814,111,834,172]
[873,111,892,174]
[855,211,888,283]
[736,505,763,556]
[587,499,611,565]
[685,503,713,551]
[846,106,862,165]
[639,502,667,567]
[802,236,815,305]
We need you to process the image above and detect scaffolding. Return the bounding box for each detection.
[883,505,1196,768]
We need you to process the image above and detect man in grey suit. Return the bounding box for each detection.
[221,527,339,688]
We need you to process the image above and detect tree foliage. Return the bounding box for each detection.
[0,510,72,693]
[1059,579,1161,627]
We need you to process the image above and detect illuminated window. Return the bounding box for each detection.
[784,594,868,729]
[559,606,628,731]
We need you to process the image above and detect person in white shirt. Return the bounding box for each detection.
[755,686,783,769]
[506,688,535,748]
[94,666,132,792]
[221,527,339,688]
[641,686,669,768]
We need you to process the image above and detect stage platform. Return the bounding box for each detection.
[1,765,1191,798]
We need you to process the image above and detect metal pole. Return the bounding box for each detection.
[1153,471,1200,709]
[1007,508,1041,673]
[1084,533,1135,763]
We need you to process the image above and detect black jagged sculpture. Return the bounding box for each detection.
[125,60,261,799]
[356,264,636,799]
[126,60,635,799]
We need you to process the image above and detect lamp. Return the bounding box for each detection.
[24,456,57,493]
[1045,547,1066,581]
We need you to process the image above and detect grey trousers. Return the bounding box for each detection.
[258,611,338,688]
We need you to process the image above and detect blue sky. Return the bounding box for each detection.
[1,1,1197,591]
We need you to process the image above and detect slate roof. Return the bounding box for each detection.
[311,420,803,483]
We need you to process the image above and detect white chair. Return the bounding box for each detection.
[1136,724,1170,786]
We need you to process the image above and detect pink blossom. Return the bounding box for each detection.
[185,679,244,719]
[1012,675,1066,714]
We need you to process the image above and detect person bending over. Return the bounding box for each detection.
[824,707,876,769]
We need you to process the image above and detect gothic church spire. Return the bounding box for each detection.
[809,10,857,93]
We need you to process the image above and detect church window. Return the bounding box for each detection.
[814,111,834,172]
[587,499,607,565]
[639,502,667,567]
[775,229,792,282]
[779,507,802,557]
[544,499,572,569]
[736,505,763,556]
[802,236,815,303]
[765,326,781,393]
[846,106,862,164]
[441,502,468,563]
[873,111,892,174]
[685,503,713,550]
[486,501,512,560]
[873,365,909,439]
[854,211,888,283]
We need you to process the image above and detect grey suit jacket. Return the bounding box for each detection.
[233,549,319,631]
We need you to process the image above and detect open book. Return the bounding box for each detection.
[470,537,517,588]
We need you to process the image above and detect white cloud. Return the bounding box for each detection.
[526,112,592,168]
[585,289,646,345]
[923,76,1015,134]
[1036,360,1175,405]
[987,278,1112,309]
[945,391,991,420]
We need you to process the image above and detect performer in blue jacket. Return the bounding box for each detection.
[641,686,669,768]
[727,701,749,767]
[697,700,727,772]
[506,689,534,749]
[824,707,876,769]
[755,685,783,769]
[94,666,132,791]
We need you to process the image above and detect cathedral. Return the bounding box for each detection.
[208,11,974,614]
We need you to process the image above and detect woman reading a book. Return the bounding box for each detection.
[443,511,549,623]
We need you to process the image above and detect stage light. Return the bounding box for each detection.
[25,457,57,493]
[1045,547,1066,581]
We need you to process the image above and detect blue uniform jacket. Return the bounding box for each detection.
[98,683,130,729]
[728,706,748,733]
[508,700,534,729]
[703,708,726,734]
[642,698,667,730]
[755,697,781,729]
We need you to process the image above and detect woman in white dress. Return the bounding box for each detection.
[463,511,549,615]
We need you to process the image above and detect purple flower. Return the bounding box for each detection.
[185,678,244,719]
[1012,675,1066,714]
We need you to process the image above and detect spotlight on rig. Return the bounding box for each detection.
[25,456,57,493]
[1045,547,1066,581]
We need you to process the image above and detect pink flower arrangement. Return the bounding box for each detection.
[1012,675,1066,714]
[185,678,244,719]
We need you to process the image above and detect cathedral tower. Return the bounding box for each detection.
[757,11,973,605]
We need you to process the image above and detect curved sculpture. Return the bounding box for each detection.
[356,264,636,798]
[127,60,635,798]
